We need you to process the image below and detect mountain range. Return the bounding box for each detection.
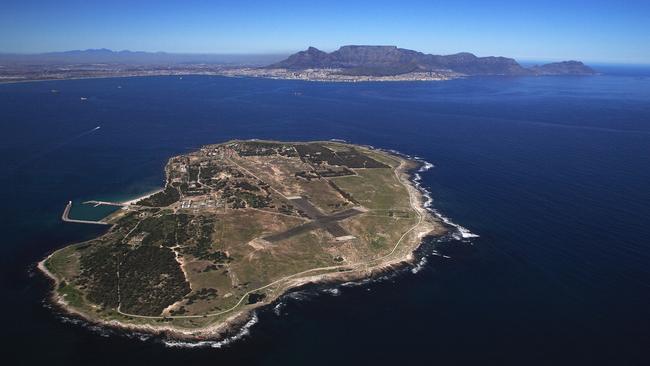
[0,49,286,66]
[0,46,596,83]
[269,45,596,76]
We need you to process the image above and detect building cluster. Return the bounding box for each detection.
[219,68,456,82]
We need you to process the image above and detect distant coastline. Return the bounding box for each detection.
[0,45,596,84]
[0,70,454,85]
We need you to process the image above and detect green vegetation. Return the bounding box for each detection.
[119,245,190,315]
[45,244,80,279]
[332,168,410,210]
[370,236,387,250]
[234,190,271,208]
[78,244,121,308]
[137,187,180,207]
[57,281,85,308]
[139,213,190,247]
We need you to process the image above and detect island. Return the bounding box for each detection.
[39,140,445,338]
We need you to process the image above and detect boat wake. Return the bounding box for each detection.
[8,125,102,174]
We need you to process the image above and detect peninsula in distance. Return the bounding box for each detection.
[0,45,596,83]
[40,140,444,338]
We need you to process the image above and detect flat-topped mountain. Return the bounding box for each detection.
[269,45,596,77]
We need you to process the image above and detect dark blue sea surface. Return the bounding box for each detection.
[1,72,649,365]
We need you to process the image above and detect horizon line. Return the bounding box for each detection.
[1,47,649,66]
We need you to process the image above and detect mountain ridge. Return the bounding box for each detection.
[269,45,596,76]
[0,49,287,66]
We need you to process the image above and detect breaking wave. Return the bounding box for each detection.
[44,301,154,341]
[273,301,285,316]
[411,256,428,274]
[404,152,479,241]
[162,313,258,349]
[321,288,341,296]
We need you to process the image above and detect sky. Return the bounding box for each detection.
[1,0,649,64]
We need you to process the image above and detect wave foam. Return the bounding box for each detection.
[322,288,341,296]
[162,313,259,349]
[403,153,479,240]
[418,161,434,172]
[273,301,285,316]
[411,257,428,274]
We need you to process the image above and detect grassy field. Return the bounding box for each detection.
[332,168,412,210]
[45,244,81,279]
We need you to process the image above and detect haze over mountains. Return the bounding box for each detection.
[0,48,287,66]
[270,45,596,76]
[1,46,596,76]
[0,45,596,83]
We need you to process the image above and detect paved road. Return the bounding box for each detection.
[264,198,363,242]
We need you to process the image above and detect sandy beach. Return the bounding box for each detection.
[120,189,164,206]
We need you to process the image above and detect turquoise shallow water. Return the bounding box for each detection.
[1,70,649,365]
[68,202,119,221]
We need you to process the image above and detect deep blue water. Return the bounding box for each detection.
[1,73,649,365]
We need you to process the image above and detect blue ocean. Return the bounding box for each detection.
[1,70,649,365]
